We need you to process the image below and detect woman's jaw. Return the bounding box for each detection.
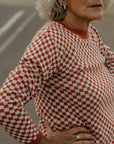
[61,0,105,31]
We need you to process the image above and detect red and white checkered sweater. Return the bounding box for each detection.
[0,21,114,144]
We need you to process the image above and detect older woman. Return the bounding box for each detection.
[0,0,114,144]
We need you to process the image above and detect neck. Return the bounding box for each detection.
[62,13,90,31]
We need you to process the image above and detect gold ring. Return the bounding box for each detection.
[76,135,80,140]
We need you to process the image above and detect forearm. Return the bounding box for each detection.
[0,101,42,144]
[0,62,42,143]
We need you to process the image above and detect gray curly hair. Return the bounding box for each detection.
[35,0,111,20]
[35,0,66,20]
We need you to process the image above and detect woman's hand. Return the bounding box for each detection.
[40,122,95,144]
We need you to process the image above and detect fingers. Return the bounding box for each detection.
[73,133,95,144]
[68,126,90,134]
[73,140,94,144]
[75,133,95,141]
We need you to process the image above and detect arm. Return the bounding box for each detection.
[0,60,43,144]
[0,31,61,144]
[90,25,114,76]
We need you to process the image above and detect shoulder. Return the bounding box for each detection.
[34,21,64,40]
[27,21,60,51]
[21,21,65,61]
[88,24,101,39]
[28,21,67,50]
[31,21,70,52]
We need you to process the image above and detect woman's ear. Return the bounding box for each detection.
[58,0,67,6]
[61,0,67,10]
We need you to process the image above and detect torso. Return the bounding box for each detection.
[34,21,114,144]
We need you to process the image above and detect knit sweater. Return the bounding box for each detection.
[0,21,114,144]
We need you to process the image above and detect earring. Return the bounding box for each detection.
[63,5,66,10]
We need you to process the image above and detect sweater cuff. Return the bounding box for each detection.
[29,132,43,144]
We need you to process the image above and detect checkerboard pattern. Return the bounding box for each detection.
[0,21,114,144]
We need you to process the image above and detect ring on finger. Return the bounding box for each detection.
[76,135,80,140]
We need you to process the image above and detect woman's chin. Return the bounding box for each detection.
[89,13,104,21]
[87,7,104,21]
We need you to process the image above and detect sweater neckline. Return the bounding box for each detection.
[56,20,89,39]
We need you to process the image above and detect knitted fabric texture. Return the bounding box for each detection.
[0,21,114,144]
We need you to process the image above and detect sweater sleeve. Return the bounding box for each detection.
[0,30,61,144]
[99,43,114,76]
[90,25,114,76]
[0,61,43,144]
